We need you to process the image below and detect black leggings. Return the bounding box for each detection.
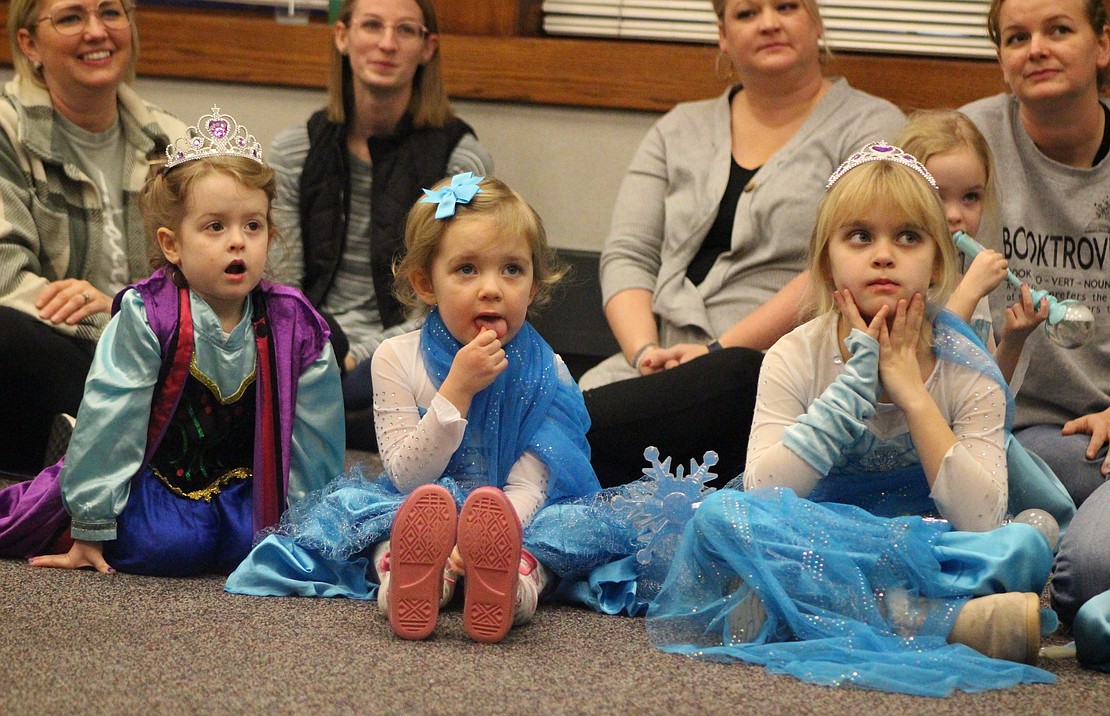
[584,347,763,489]
[0,308,95,476]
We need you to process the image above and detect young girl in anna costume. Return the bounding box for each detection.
[227,174,600,644]
[0,108,345,576]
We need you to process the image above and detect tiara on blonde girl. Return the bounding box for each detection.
[825,141,937,191]
[165,106,264,169]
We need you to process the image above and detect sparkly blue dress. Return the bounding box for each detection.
[643,312,1063,695]
[225,310,600,599]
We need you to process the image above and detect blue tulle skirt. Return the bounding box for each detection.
[225,467,645,603]
[645,488,1056,696]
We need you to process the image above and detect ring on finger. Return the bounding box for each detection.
[81,291,91,305]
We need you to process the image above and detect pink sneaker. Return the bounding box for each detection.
[387,484,457,640]
[457,487,522,644]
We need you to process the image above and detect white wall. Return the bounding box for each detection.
[132,76,660,252]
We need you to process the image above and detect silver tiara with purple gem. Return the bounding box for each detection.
[825,141,937,191]
[164,106,263,169]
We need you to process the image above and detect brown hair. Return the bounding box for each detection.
[141,156,277,287]
[8,0,138,87]
[394,176,567,316]
[987,0,1110,90]
[806,159,958,320]
[326,0,454,127]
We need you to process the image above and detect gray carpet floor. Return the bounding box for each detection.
[1,454,1107,714]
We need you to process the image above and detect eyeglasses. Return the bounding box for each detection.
[349,15,429,44]
[34,1,131,37]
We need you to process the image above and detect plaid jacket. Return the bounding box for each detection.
[0,75,184,342]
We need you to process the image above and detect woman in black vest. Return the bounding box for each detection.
[268,0,492,449]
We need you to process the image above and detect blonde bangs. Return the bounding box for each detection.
[809,161,958,317]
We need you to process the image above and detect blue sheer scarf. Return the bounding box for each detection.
[419,309,599,504]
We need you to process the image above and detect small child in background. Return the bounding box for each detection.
[227,174,601,644]
[0,108,345,576]
[896,109,1047,383]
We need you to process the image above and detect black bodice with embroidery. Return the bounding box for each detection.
[151,362,256,501]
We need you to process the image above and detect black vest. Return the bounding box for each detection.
[299,110,474,328]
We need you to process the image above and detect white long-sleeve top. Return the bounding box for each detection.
[744,316,1008,532]
[371,330,549,525]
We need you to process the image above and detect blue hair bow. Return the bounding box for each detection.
[420,172,484,219]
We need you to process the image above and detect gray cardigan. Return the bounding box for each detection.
[600,78,905,347]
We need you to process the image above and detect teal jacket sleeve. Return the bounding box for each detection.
[286,341,345,504]
[59,290,160,540]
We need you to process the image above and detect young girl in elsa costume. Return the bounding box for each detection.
[644,143,1064,696]
[227,174,601,643]
[0,109,345,575]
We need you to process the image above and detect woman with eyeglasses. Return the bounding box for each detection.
[267,0,492,451]
[0,0,185,476]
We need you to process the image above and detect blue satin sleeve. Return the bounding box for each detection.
[288,342,345,504]
[1075,590,1110,672]
[60,291,160,541]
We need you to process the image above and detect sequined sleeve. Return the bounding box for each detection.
[59,290,160,541]
[372,332,468,493]
[503,451,548,526]
[929,363,1008,531]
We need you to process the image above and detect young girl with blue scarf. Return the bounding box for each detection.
[644,143,1068,696]
[226,174,600,644]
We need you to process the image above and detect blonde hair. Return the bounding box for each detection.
[394,177,567,316]
[806,159,959,319]
[140,156,277,287]
[8,0,138,88]
[896,109,999,234]
[987,0,1110,90]
[326,0,454,127]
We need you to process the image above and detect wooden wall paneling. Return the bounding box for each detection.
[825,54,1008,112]
[438,35,722,112]
[135,6,333,88]
[435,0,522,36]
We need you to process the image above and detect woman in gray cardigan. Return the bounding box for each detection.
[583,0,903,486]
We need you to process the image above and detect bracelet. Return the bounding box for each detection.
[630,342,658,368]
[707,340,723,353]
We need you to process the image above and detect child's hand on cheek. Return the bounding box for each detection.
[439,329,508,417]
[877,294,929,408]
[835,288,889,343]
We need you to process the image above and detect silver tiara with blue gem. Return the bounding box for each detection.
[825,141,937,191]
[164,106,263,169]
